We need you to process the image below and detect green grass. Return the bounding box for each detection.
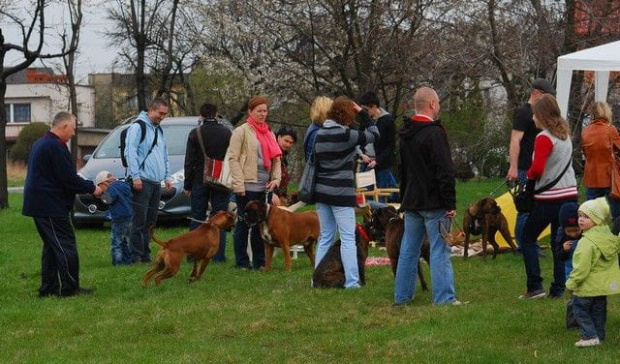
[2,182,620,363]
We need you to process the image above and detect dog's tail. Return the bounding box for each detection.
[149,224,167,247]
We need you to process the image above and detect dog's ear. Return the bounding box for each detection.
[468,202,479,216]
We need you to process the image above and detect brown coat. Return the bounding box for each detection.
[227,123,282,194]
[582,119,620,188]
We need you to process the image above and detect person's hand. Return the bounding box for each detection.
[352,102,362,113]
[183,189,191,197]
[446,209,457,218]
[93,186,103,198]
[361,154,372,164]
[368,160,377,169]
[272,194,281,206]
[265,181,278,191]
[506,166,518,181]
[563,241,573,252]
[236,192,246,198]
[133,178,143,191]
[164,181,172,192]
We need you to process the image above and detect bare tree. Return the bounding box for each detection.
[59,0,83,164]
[0,0,78,209]
[107,0,167,111]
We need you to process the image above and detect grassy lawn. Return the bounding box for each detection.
[2,181,619,363]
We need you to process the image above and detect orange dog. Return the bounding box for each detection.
[142,211,235,286]
[244,200,318,271]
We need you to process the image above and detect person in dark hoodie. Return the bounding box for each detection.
[357,91,396,191]
[393,86,460,306]
[183,102,232,263]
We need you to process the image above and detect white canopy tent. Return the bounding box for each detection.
[556,40,620,118]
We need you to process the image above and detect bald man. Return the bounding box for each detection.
[394,86,460,306]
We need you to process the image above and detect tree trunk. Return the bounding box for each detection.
[0,79,9,209]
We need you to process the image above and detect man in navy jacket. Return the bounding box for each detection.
[23,111,102,297]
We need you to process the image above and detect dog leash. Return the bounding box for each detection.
[488,179,509,197]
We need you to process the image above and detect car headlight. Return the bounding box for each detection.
[165,169,185,186]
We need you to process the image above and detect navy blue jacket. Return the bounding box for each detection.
[23,131,95,218]
[103,180,133,222]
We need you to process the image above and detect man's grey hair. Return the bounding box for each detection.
[149,97,169,110]
[52,111,76,127]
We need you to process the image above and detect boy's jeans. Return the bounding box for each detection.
[573,295,607,340]
[111,220,132,265]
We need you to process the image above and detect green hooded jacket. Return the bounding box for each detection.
[566,224,620,297]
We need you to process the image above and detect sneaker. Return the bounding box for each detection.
[518,289,547,299]
[575,338,600,347]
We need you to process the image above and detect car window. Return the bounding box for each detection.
[92,123,195,159]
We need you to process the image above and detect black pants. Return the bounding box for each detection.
[33,216,80,296]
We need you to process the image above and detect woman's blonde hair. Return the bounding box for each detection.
[589,101,613,124]
[532,94,570,140]
[309,96,333,125]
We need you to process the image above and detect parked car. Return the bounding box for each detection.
[73,116,225,227]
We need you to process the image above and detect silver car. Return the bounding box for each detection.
[73,116,204,227]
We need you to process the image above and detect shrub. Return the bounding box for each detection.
[9,122,50,163]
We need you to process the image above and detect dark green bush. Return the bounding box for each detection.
[9,122,50,163]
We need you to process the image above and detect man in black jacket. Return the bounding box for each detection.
[183,103,232,262]
[23,111,103,297]
[394,87,459,306]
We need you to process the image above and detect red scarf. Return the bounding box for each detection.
[247,117,282,171]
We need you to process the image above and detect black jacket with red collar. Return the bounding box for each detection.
[398,115,456,212]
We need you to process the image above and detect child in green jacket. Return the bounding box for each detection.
[566,197,620,347]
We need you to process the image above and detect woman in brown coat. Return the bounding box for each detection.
[582,101,618,200]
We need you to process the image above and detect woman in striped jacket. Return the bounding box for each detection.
[312,96,379,288]
[520,94,578,300]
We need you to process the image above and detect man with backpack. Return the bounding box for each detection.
[124,97,172,263]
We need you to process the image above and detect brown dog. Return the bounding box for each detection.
[312,227,369,288]
[244,200,318,271]
[368,206,465,290]
[463,197,516,259]
[142,211,236,286]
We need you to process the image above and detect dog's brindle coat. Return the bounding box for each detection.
[312,227,369,288]
[368,206,429,291]
[143,211,236,286]
[462,197,517,259]
[244,200,318,271]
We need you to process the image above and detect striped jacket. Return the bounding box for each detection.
[314,120,379,206]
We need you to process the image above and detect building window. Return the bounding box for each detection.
[13,104,31,122]
[4,103,32,123]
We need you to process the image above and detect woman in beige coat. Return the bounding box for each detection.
[228,96,282,269]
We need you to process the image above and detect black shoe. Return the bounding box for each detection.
[62,287,94,297]
[38,291,60,298]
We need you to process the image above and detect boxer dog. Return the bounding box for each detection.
[462,197,516,259]
[312,226,370,288]
[244,200,318,271]
[143,211,236,286]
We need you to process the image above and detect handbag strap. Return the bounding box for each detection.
[533,156,572,194]
[195,126,208,159]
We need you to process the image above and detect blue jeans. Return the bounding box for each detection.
[515,170,529,250]
[573,295,607,340]
[189,180,231,262]
[233,191,267,269]
[315,203,359,288]
[111,220,132,265]
[130,180,161,263]
[585,187,609,201]
[394,210,456,305]
[522,199,570,295]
